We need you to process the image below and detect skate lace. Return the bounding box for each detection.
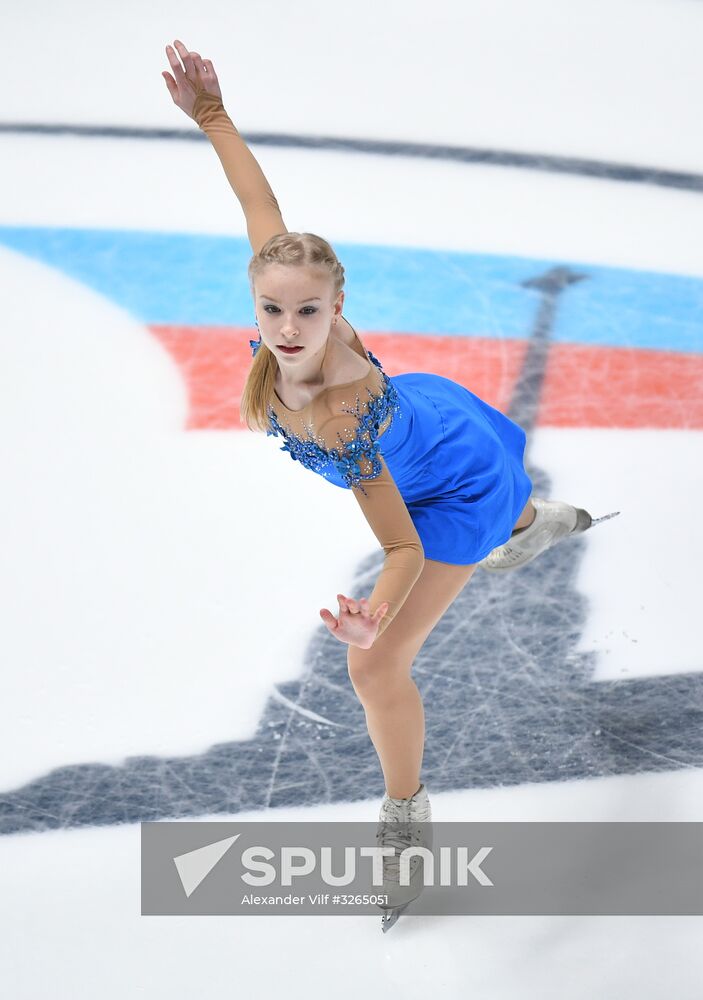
[487,523,560,565]
[487,542,522,565]
[376,795,431,881]
[376,822,417,882]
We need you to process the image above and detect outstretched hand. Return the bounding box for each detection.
[162,39,223,120]
[320,594,389,649]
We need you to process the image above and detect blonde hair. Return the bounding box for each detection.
[240,232,346,432]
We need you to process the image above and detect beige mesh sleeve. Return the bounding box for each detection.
[192,91,287,253]
[317,410,425,644]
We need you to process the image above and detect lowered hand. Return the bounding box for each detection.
[320,594,389,649]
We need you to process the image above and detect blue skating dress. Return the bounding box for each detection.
[263,320,533,567]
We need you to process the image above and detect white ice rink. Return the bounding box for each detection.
[2,0,703,996]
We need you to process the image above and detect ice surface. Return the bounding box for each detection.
[2,0,702,997]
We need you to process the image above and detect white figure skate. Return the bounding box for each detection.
[479,496,620,572]
[376,782,433,933]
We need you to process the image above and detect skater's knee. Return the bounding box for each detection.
[347,645,412,702]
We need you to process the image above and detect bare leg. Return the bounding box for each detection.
[360,677,426,799]
[347,559,478,799]
[512,497,536,532]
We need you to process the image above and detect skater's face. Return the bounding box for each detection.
[254,265,342,370]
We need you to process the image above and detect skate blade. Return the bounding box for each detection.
[380,902,410,933]
[591,510,620,526]
[573,508,621,534]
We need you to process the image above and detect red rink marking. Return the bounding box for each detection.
[151,326,703,431]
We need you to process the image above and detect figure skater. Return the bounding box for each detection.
[163,40,617,931]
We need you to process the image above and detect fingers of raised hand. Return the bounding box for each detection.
[165,43,185,78]
[169,40,216,78]
[172,40,194,74]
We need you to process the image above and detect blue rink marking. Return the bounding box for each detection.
[0,225,701,353]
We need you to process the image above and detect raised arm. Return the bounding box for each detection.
[192,91,288,254]
[163,40,288,254]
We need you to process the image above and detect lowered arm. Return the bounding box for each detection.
[317,411,425,644]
